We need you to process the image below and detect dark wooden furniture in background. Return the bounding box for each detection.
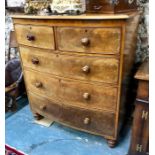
[12,12,140,148]
[86,0,137,14]
[128,60,149,155]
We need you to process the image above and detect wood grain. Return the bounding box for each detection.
[14,24,55,49]
[29,92,116,138]
[61,103,116,137]
[24,69,118,111]
[24,70,60,101]
[135,60,149,81]
[59,53,120,84]
[56,27,121,54]
[20,46,120,84]
[122,14,140,79]
[86,0,137,14]
[137,81,149,101]
[12,13,140,147]
[60,78,118,112]
[11,13,136,20]
[128,61,149,155]
[28,92,62,121]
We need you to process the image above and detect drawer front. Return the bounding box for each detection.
[60,54,119,84]
[15,24,55,49]
[20,46,119,84]
[24,70,117,111]
[61,104,115,137]
[28,92,62,120]
[20,46,61,76]
[56,27,121,54]
[29,92,115,137]
[60,79,118,111]
[129,102,149,154]
[24,70,60,100]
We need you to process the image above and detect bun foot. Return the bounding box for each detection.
[107,139,117,148]
[33,113,43,120]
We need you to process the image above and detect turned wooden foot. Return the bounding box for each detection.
[33,113,44,120]
[107,139,117,148]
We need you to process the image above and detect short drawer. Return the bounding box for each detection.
[20,46,119,84]
[24,70,60,101]
[56,27,121,54]
[61,104,116,137]
[15,24,55,49]
[20,46,61,76]
[60,78,118,111]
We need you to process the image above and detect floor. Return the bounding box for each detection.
[6,98,131,155]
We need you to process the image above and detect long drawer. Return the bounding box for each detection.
[56,27,121,54]
[29,92,116,137]
[20,46,120,84]
[24,70,118,111]
[15,24,55,49]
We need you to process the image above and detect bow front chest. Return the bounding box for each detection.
[12,13,140,147]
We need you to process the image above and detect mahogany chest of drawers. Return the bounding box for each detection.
[12,13,140,148]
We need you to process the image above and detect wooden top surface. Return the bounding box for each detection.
[135,60,149,81]
[11,12,138,20]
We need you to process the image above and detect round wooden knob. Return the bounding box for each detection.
[81,37,90,46]
[32,58,39,65]
[40,105,46,111]
[82,65,90,73]
[27,34,35,41]
[33,113,43,120]
[83,117,90,125]
[35,82,42,88]
[83,93,90,100]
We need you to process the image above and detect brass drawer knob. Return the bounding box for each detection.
[81,37,90,46]
[27,34,35,41]
[32,58,39,65]
[84,117,90,125]
[40,105,46,111]
[35,82,42,88]
[82,65,90,73]
[83,93,91,100]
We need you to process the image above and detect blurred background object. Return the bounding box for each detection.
[24,0,51,15]
[5,58,25,112]
[5,30,26,112]
[50,0,86,15]
[86,0,137,14]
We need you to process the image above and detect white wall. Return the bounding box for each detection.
[7,0,25,7]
